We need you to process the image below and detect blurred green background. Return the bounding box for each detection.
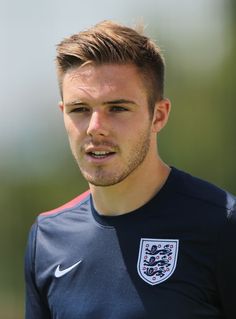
[0,0,235,318]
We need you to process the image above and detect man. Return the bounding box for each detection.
[25,21,236,318]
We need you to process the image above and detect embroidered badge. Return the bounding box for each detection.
[137,238,179,285]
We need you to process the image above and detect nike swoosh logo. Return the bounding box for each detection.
[55,260,82,278]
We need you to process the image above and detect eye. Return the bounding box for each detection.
[110,106,129,112]
[70,106,90,113]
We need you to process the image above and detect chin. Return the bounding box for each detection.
[83,172,127,187]
[86,178,121,187]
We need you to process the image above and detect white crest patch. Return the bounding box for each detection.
[137,238,179,285]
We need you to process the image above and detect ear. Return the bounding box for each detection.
[59,101,64,112]
[151,98,171,133]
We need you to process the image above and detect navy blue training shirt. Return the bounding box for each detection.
[25,167,236,318]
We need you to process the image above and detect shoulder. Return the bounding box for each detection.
[172,167,236,212]
[28,190,91,246]
[37,190,91,222]
[26,190,91,260]
[169,168,236,230]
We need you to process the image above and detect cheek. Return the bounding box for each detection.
[64,117,80,137]
[65,122,74,136]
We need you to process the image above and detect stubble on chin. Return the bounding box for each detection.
[73,131,151,187]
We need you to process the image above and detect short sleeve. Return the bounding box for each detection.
[216,203,236,318]
[24,222,51,319]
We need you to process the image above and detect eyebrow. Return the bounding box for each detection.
[65,99,136,107]
[64,101,87,107]
[103,99,136,105]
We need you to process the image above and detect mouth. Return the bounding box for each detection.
[87,150,116,159]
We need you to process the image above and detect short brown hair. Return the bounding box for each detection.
[56,20,165,113]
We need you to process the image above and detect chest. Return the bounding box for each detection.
[36,220,221,319]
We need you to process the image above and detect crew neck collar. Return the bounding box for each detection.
[90,166,179,227]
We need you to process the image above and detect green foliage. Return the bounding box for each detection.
[1,2,236,318]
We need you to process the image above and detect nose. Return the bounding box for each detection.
[86,111,109,137]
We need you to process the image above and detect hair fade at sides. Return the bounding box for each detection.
[56,20,165,113]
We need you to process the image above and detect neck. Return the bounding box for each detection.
[89,156,170,216]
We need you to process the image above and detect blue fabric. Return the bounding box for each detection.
[24,167,236,318]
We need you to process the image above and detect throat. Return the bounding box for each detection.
[89,163,171,216]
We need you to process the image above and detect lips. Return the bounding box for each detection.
[84,144,117,160]
[88,150,116,159]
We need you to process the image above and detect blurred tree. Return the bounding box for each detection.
[1,2,235,318]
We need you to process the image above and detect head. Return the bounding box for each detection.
[56,22,170,188]
[56,20,165,116]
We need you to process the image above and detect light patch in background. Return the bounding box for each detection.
[0,0,231,178]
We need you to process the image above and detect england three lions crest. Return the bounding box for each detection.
[137,238,179,285]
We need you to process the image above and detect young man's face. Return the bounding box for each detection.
[61,63,160,187]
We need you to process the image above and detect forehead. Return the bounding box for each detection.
[62,63,148,104]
